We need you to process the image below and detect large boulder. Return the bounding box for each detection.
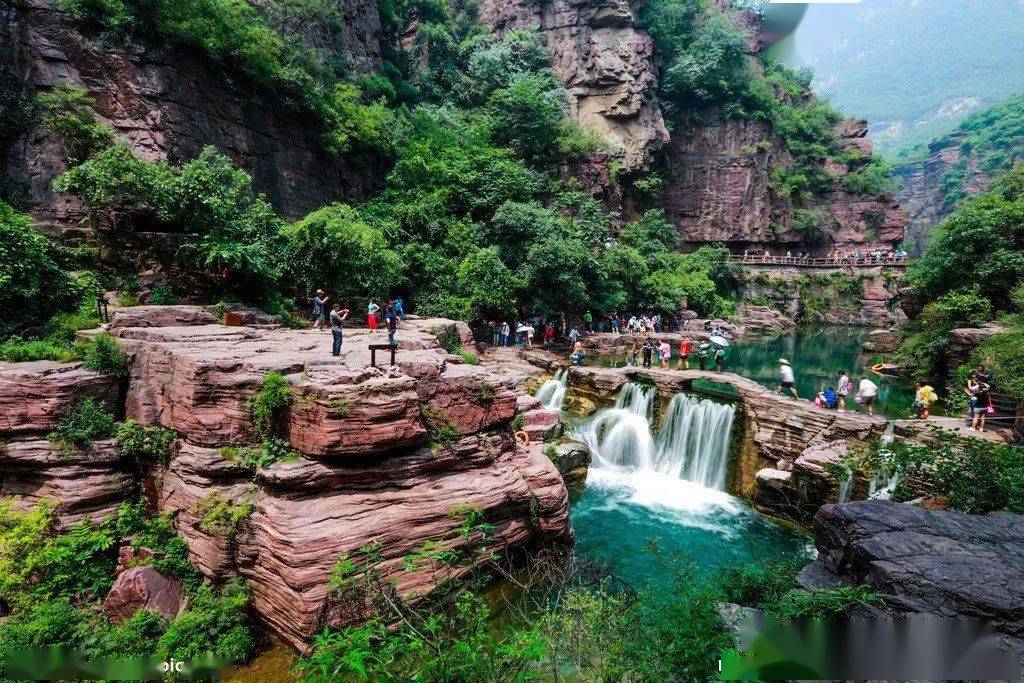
[947,324,1006,370]
[103,566,184,624]
[813,500,1024,637]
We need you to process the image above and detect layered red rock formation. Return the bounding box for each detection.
[0,309,572,651]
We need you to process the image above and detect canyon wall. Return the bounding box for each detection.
[0,0,385,240]
[479,1,908,255]
[895,136,990,255]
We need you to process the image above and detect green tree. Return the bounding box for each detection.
[907,164,1024,313]
[0,201,80,333]
[283,203,404,299]
[487,72,567,164]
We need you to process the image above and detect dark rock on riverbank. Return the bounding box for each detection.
[813,500,1024,637]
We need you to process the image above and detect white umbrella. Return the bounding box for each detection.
[709,335,730,347]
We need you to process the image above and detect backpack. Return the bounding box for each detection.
[823,388,838,409]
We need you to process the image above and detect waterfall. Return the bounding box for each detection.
[655,394,735,490]
[577,383,735,491]
[868,423,900,500]
[535,369,569,411]
[837,474,853,504]
[579,382,657,470]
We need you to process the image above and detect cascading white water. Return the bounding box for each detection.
[535,369,569,411]
[579,382,657,470]
[654,393,735,490]
[577,382,736,491]
[868,423,900,500]
[837,474,853,504]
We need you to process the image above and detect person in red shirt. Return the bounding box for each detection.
[544,323,555,345]
[678,338,692,369]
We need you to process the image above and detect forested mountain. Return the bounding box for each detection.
[790,0,1024,157]
[895,92,1024,253]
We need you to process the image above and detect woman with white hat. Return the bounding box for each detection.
[777,358,797,398]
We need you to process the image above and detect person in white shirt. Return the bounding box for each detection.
[777,358,797,397]
[855,375,879,415]
[835,369,852,410]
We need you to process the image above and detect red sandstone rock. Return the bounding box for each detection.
[103,566,184,624]
[0,438,131,529]
[0,361,119,437]
[108,305,217,330]
[158,431,570,651]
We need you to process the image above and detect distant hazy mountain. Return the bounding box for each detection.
[783,0,1024,157]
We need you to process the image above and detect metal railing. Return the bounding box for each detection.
[729,254,908,268]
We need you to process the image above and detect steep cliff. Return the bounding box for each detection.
[895,92,1024,254]
[0,0,384,238]
[479,0,907,255]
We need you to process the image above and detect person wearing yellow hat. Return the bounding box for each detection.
[777,358,797,398]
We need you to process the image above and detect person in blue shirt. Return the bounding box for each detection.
[394,297,405,320]
[385,305,399,347]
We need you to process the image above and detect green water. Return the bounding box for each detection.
[591,326,926,420]
[569,468,812,589]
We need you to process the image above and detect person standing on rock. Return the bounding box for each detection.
[394,297,406,320]
[310,289,330,330]
[501,321,510,347]
[583,310,593,333]
[658,340,671,369]
[367,299,380,330]
[329,303,349,356]
[569,326,580,345]
[778,358,797,398]
[641,338,654,368]
[854,374,878,415]
[714,345,726,372]
[697,342,710,371]
[385,305,399,347]
[678,338,692,369]
[836,370,852,410]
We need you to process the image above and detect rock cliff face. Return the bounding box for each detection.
[895,136,990,255]
[1,0,384,238]
[479,0,669,172]
[474,2,907,255]
[0,309,571,651]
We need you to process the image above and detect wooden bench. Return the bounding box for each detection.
[369,343,396,368]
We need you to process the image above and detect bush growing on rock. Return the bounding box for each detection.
[82,334,128,377]
[250,371,293,439]
[115,420,176,466]
[0,202,81,334]
[48,397,116,453]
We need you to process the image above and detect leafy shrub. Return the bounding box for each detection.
[48,397,115,452]
[193,491,254,538]
[773,586,882,619]
[420,405,460,448]
[35,84,113,163]
[282,203,404,301]
[0,201,80,333]
[897,289,992,378]
[115,419,176,465]
[98,609,169,658]
[877,432,1024,514]
[148,284,180,305]
[55,144,287,297]
[0,336,78,362]
[156,580,254,663]
[250,371,292,438]
[322,84,398,155]
[220,437,298,472]
[81,333,128,377]
[717,556,804,608]
[840,159,898,196]
[113,502,200,588]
